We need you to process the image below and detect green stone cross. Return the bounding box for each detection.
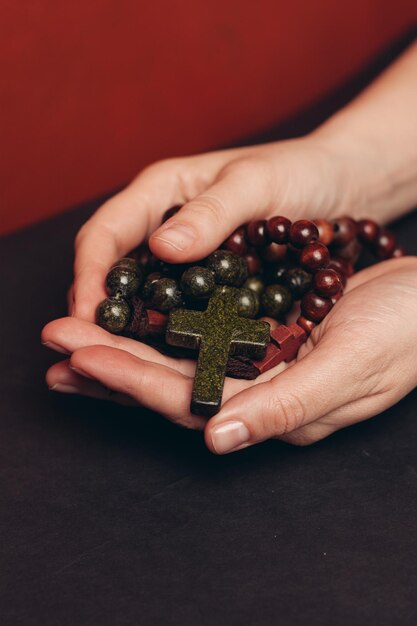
[166,286,270,417]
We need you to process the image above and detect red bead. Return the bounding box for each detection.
[162,205,182,223]
[331,291,343,305]
[357,219,380,245]
[391,246,406,258]
[331,216,358,247]
[313,269,342,297]
[223,227,248,256]
[131,245,158,271]
[286,243,301,264]
[289,220,319,248]
[266,216,291,244]
[301,291,333,322]
[261,242,287,263]
[313,219,334,245]
[246,220,268,246]
[244,252,262,275]
[375,229,397,259]
[327,260,346,286]
[296,316,316,336]
[335,238,362,264]
[300,242,330,272]
[331,257,354,277]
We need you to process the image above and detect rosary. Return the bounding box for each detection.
[96,209,405,417]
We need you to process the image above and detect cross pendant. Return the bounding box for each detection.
[166,286,270,417]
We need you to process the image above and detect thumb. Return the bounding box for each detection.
[149,159,271,263]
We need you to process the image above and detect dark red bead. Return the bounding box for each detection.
[289,220,319,248]
[327,260,347,287]
[244,252,262,275]
[357,219,380,245]
[335,238,362,264]
[375,229,397,259]
[223,227,249,256]
[331,257,354,277]
[296,315,316,336]
[246,220,268,246]
[162,205,182,223]
[391,246,406,258]
[313,269,342,297]
[261,242,287,263]
[331,216,358,247]
[301,291,333,323]
[266,216,291,244]
[313,219,334,245]
[131,245,158,271]
[300,242,330,272]
[331,291,343,305]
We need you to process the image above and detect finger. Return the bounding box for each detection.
[67,283,74,315]
[41,317,196,376]
[69,345,206,430]
[149,157,273,263]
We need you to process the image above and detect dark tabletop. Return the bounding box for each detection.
[1,32,417,626]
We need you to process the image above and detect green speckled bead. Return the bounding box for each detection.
[149,278,183,312]
[111,257,138,271]
[261,284,293,318]
[141,272,163,300]
[106,264,142,298]
[238,288,260,318]
[284,267,313,300]
[206,250,246,286]
[181,266,215,298]
[243,275,265,296]
[96,297,131,333]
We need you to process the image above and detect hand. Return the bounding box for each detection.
[43,256,417,452]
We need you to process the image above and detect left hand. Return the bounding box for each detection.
[42,256,417,453]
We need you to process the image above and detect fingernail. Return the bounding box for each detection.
[69,364,95,380]
[42,341,70,355]
[49,383,80,394]
[153,224,196,251]
[210,421,250,454]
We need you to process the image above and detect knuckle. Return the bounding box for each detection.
[264,388,307,436]
[185,194,227,228]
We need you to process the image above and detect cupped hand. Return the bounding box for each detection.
[43,256,417,452]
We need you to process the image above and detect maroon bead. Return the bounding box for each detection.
[391,246,406,258]
[261,242,287,263]
[244,251,262,275]
[313,269,342,297]
[223,227,248,256]
[301,291,333,323]
[331,257,354,277]
[331,291,343,305]
[357,219,380,245]
[296,315,316,336]
[331,216,358,247]
[246,220,268,246]
[162,205,182,223]
[300,242,330,272]
[335,238,362,264]
[266,216,291,244]
[327,260,347,287]
[289,220,319,248]
[375,229,397,259]
[313,219,334,245]
[286,243,301,264]
[131,244,158,271]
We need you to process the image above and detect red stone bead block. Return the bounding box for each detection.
[296,316,316,335]
[357,219,380,245]
[375,229,397,259]
[331,216,358,247]
[246,220,268,246]
[289,220,319,248]
[251,341,285,373]
[313,219,334,245]
[313,268,342,297]
[287,322,307,346]
[146,309,169,334]
[270,325,299,362]
[223,227,249,256]
[301,291,333,322]
[300,242,330,272]
[266,216,291,244]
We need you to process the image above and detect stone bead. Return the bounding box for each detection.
[284,267,313,299]
[296,315,316,336]
[313,268,342,297]
[375,229,397,259]
[106,264,142,298]
[238,288,260,318]
[335,238,362,264]
[243,275,265,296]
[327,260,347,287]
[300,242,330,272]
[244,252,262,275]
[246,220,268,246]
[141,272,163,300]
[261,243,287,263]
[391,246,406,258]
[149,278,183,312]
[286,243,301,264]
[162,205,182,223]
[111,257,138,271]
[289,220,319,248]
[180,266,215,298]
[206,250,247,286]
[331,216,358,247]
[264,263,287,285]
[131,244,158,271]
[223,227,248,256]
[313,219,334,245]
[261,284,293,318]
[266,216,291,244]
[96,297,131,333]
[300,291,333,322]
[357,219,380,245]
[332,257,354,277]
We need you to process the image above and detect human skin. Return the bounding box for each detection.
[42,41,417,454]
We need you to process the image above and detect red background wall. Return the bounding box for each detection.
[1,1,416,236]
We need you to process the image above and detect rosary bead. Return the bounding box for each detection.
[300,242,330,272]
[206,250,247,286]
[149,278,183,312]
[313,268,342,297]
[327,260,346,287]
[391,246,406,258]
[289,220,319,248]
[261,242,287,263]
[284,267,313,299]
[301,291,333,322]
[357,219,380,245]
[335,238,362,264]
[266,216,291,244]
[162,205,182,223]
[331,216,358,247]
[313,219,334,245]
[243,275,265,296]
[131,245,158,271]
[296,315,316,336]
[246,220,268,246]
[244,252,262,275]
[180,266,215,298]
[261,284,293,318]
[106,264,142,298]
[97,297,131,333]
[111,257,137,270]
[238,288,260,318]
[286,243,301,264]
[223,227,249,256]
[265,263,287,285]
[141,272,163,300]
[375,229,397,259]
